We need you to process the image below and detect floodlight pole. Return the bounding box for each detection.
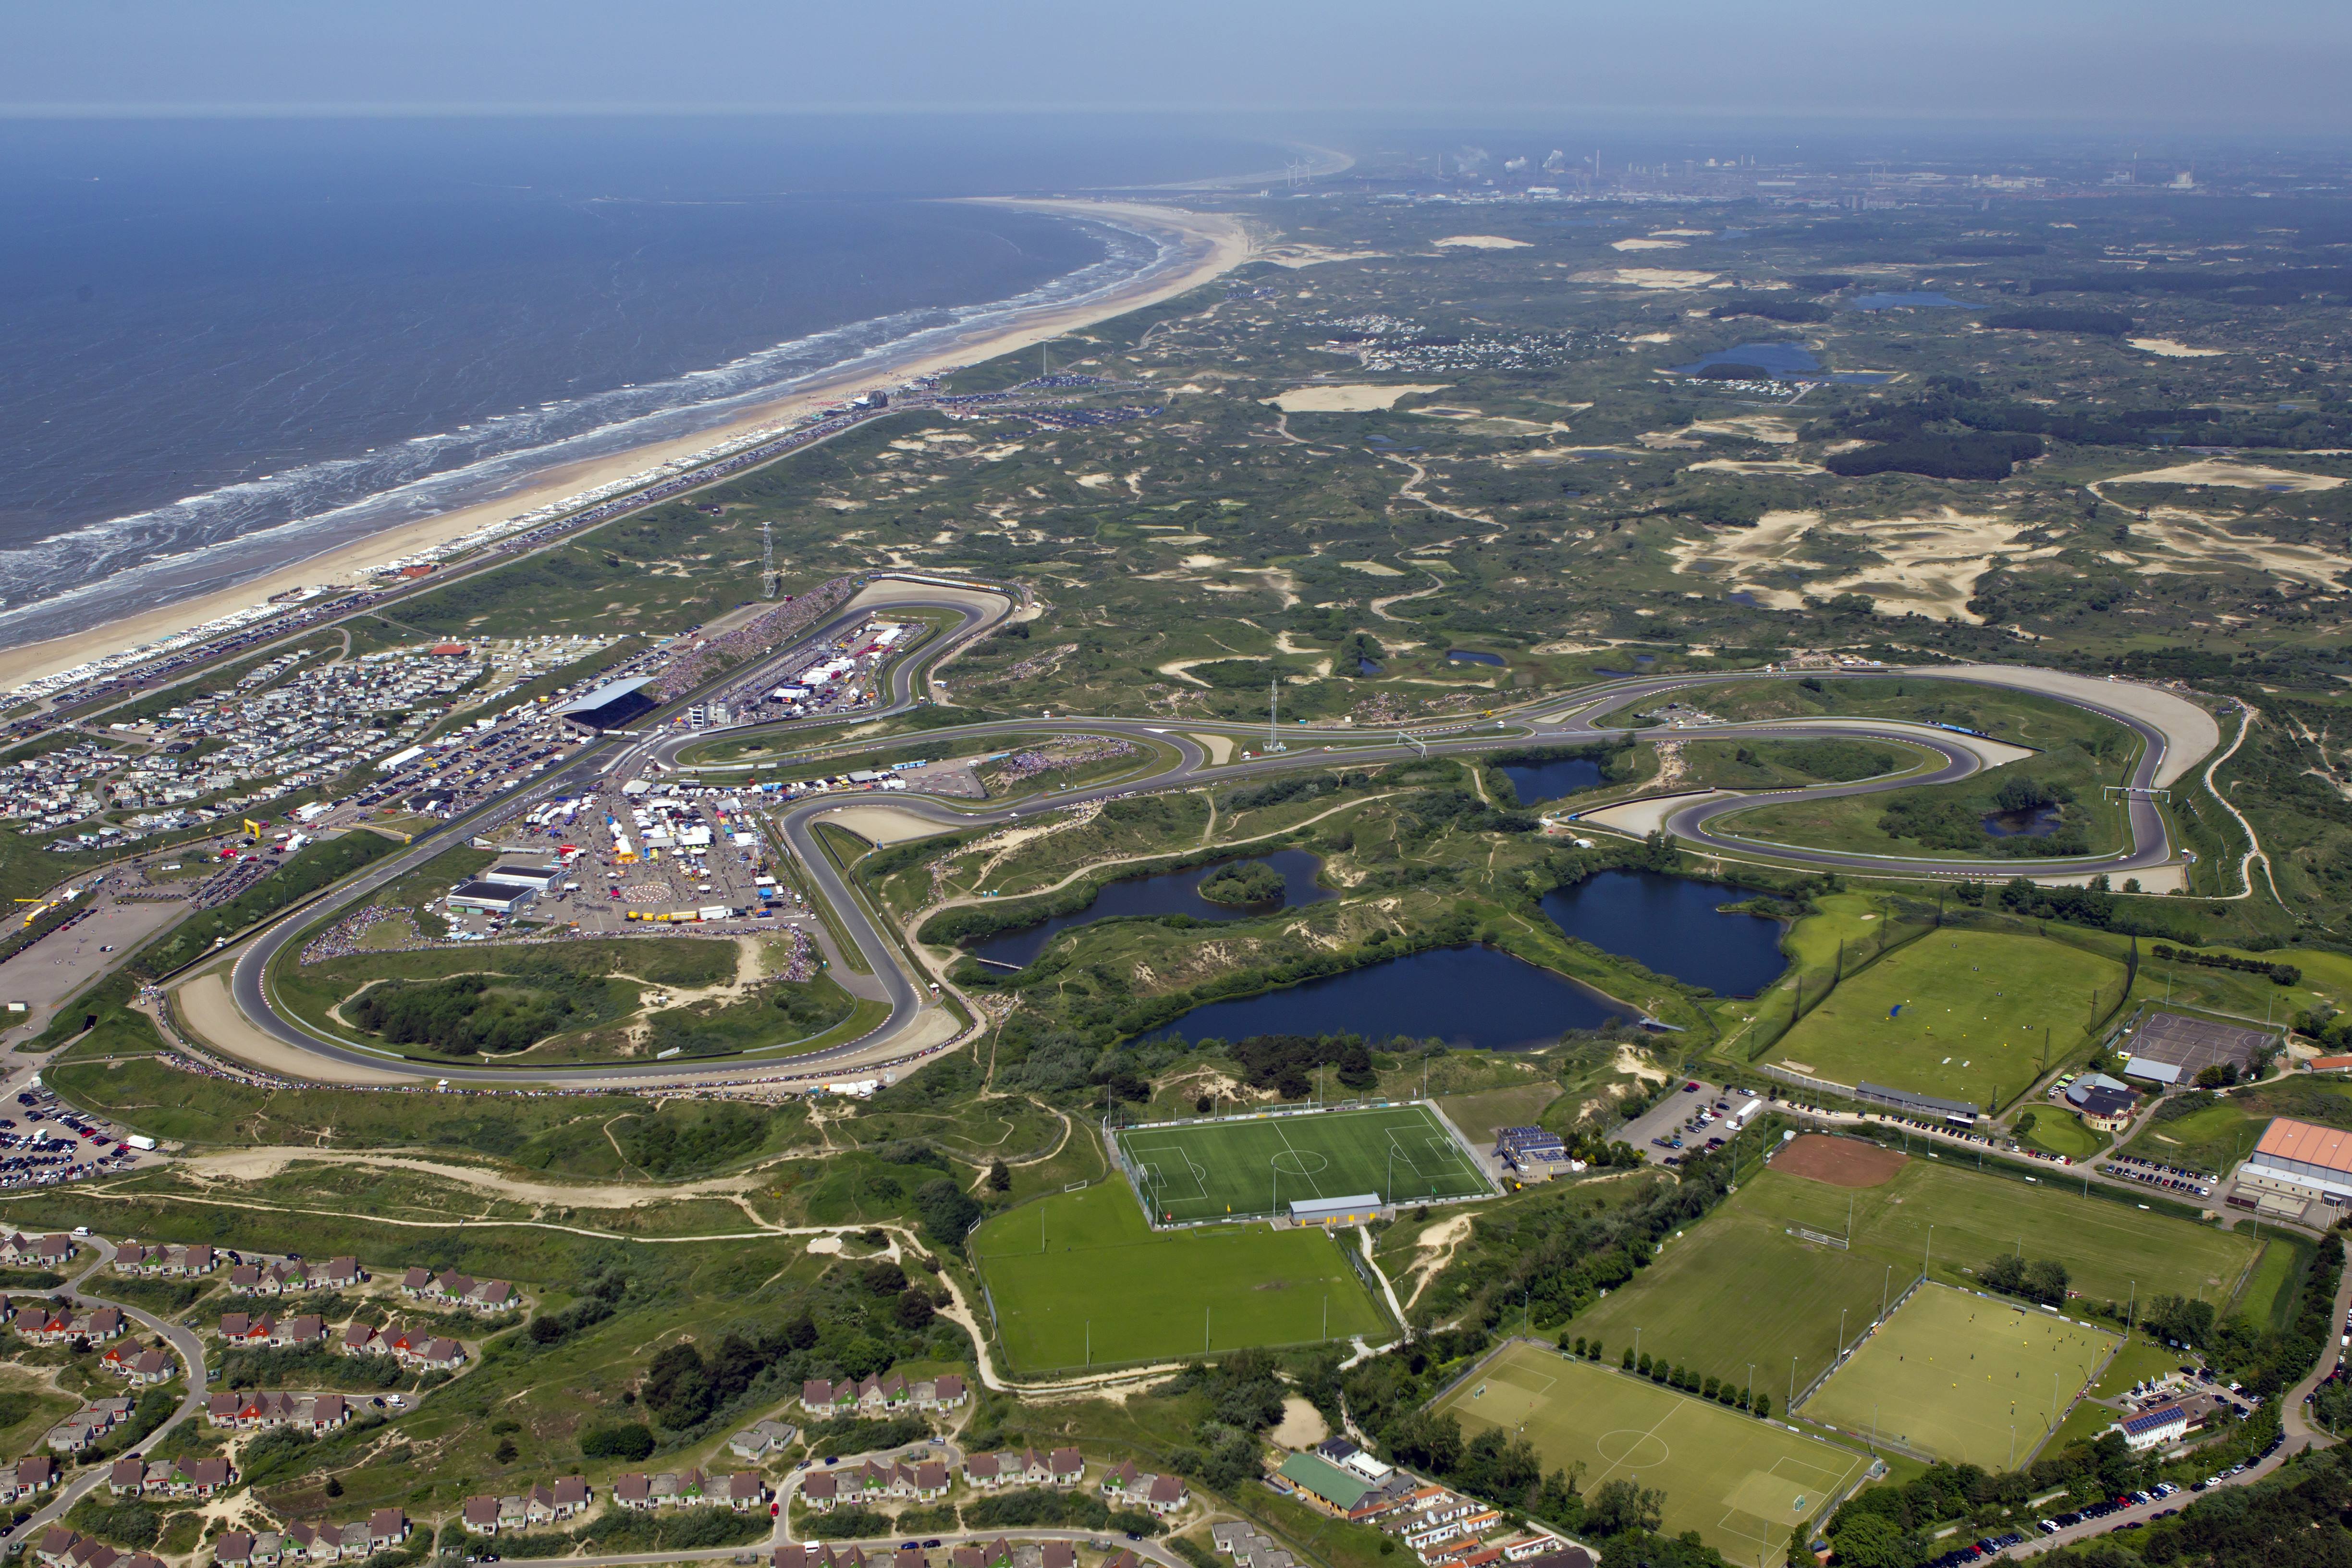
[1747,1363,1755,1410]
[1790,1356,1797,1410]
[1882,1266,1890,1321]
[1838,1308,1847,1360]
[1635,1327,1642,1363]
[1925,1224,1934,1281]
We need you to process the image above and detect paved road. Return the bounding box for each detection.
[198,581,2226,1087]
[12,1237,210,1548]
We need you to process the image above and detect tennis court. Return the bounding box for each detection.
[1118,1103,1490,1225]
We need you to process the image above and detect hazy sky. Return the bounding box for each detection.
[10,0,2351,131]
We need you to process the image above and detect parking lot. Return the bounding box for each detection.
[1611,1079,1769,1166]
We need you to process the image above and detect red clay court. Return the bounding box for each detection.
[1771,1134,1908,1188]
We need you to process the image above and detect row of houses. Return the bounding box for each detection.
[0,1456,59,1503]
[24,1305,125,1346]
[30,1530,162,1568]
[341,1321,464,1371]
[772,1542,1144,1568]
[203,1391,352,1433]
[799,1371,968,1414]
[802,1459,947,1509]
[227,1259,363,1297]
[47,1396,136,1454]
[398,1268,516,1313]
[111,1242,221,1277]
[105,1457,235,1499]
[1099,1460,1189,1516]
[459,1479,592,1534]
[962,1448,1084,1490]
[220,1312,329,1349]
[612,1469,771,1511]
[0,1233,76,1267]
[212,1513,410,1568]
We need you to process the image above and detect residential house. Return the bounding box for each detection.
[1048,1448,1083,1487]
[107,1459,145,1497]
[728,1418,796,1460]
[724,1472,772,1512]
[172,1458,236,1498]
[919,1374,967,1409]
[800,1471,839,1511]
[614,1474,655,1511]
[461,1499,501,1537]
[527,1478,591,1525]
[274,1314,328,1349]
[0,1457,59,1501]
[127,1350,172,1385]
[367,1512,410,1553]
[318,1257,364,1289]
[339,1323,382,1358]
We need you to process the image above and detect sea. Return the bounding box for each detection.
[0,114,1288,650]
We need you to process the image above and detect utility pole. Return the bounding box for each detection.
[1925,1224,1934,1281]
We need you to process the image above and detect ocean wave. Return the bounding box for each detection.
[0,208,1166,646]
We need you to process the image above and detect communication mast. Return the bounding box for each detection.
[1267,679,1286,753]
[759,520,779,600]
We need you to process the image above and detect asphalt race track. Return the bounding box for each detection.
[212,576,2225,1087]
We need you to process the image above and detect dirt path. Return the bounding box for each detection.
[1400,1213,1475,1309]
[179,1147,777,1208]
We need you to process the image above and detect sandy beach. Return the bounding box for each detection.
[0,199,1251,695]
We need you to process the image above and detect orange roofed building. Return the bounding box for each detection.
[2238,1116,2352,1209]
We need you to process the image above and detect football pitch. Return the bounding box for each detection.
[1800,1283,2119,1467]
[1117,1104,1489,1225]
[1436,1343,1866,1568]
[969,1182,1392,1373]
[1766,931,2126,1109]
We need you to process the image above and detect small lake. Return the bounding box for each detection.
[1356,658,1384,676]
[1540,870,1789,998]
[966,849,1331,969]
[1154,944,1635,1050]
[1447,649,1507,667]
[1982,806,2063,839]
[1850,292,1969,311]
[1668,342,1896,385]
[1500,755,1605,806]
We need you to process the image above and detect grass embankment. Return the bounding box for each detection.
[133,832,404,979]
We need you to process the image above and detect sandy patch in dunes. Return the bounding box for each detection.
[1629,331,1676,344]
[1435,234,1531,249]
[1650,229,1715,237]
[1612,237,1688,252]
[1686,458,1826,475]
[2123,509,2352,589]
[1075,473,1115,489]
[1179,553,1226,569]
[1666,507,2054,624]
[1579,268,1719,290]
[1269,383,1449,413]
[1342,560,1407,576]
[1188,733,1236,765]
[1259,244,1387,268]
[2128,338,2227,358]
[1688,415,1801,444]
[1578,790,1734,837]
[2105,460,2344,491]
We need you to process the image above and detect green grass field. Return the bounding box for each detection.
[970,1182,1390,1372]
[1801,1285,2117,1467]
[1437,1343,1866,1568]
[1767,931,2127,1107]
[1567,1155,2258,1406]
[1117,1104,1488,1224]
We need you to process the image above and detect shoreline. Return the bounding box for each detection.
[0,198,1251,696]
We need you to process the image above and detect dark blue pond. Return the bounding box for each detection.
[1982,806,2063,839]
[1356,658,1384,676]
[1540,870,1789,998]
[1668,342,1895,385]
[1850,292,1968,311]
[1727,591,1760,607]
[965,849,1330,969]
[1501,756,1605,806]
[1447,649,1507,667]
[1155,944,1635,1050]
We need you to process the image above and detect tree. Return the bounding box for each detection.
[641,1342,714,1428]
[1585,1478,1665,1537]
[988,1159,1012,1192]
[1829,1512,1923,1568]
[915,1178,983,1247]
[895,1290,936,1331]
[1755,1392,1773,1420]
